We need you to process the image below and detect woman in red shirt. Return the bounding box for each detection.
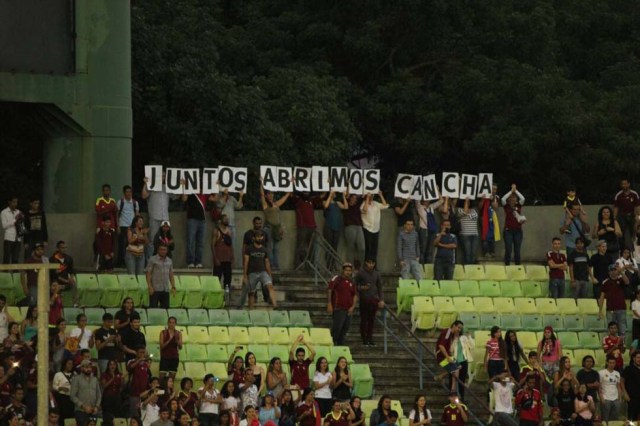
[49,281,64,326]
[178,377,199,419]
[159,316,182,379]
[297,388,322,426]
[101,359,124,421]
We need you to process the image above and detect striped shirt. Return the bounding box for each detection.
[397,229,420,260]
[456,208,479,236]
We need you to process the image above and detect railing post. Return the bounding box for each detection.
[37,268,50,426]
[418,342,423,389]
[383,309,388,354]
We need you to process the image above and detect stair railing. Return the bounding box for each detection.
[295,230,343,286]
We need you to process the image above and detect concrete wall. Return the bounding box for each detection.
[1,205,607,272]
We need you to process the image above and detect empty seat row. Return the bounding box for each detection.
[46,307,313,328]
[421,264,553,282]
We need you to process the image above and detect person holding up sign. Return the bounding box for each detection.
[216,189,244,262]
[259,183,291,271]
[360,192,389,264]
[501,185,526,266]
[142,172,171,260]
[340,193,366,269]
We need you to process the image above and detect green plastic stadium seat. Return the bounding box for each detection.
[480,314,500,329]
[208,326,230,344]
[473,297,495,314]
[97,275,123,308]
[147,309,169,325]
[248,344,271,363]
[229,310,252,327]
[453,265,466,281]
[117,275,142,306]
[432,297,457,329]
[208,309,231,326]
[521,314,543,331]
[478,281,501,297]
[484,265,508,281]
[396,281,420,315]
[493,297,515,314]
[145,326,164,344]
[525,265,548,281]
[514,298,538,314]
[6,307,23,322]
[517,331,539,351]
[178,275,204,308]
[313,345,332,364]
[186,344,209,362]
[288,327,311,343]
[187,326,210,344]
[577,299,599,316]
[558,332,580,349]
[411,297,436,331]
[521,281,545,298]
[583,315,607,332]
[268,345,290,362]
[184,362,207,379]
[228,326,250,345]
[423,264,434,280]
[76,274,101,307]
[84,308,105,325]
[268,327,290,345]
[206,344,229,362]
[167,308,189,325]
[459,280,481,297]
[289,311,313,328]
[310,328,333,346]
[201,276,225,309]
[473,330,491,341]
[453,297,475,313]
[500,281,524,298]
[563,315,584,332]
[458,313,480,330]
[578,332,601,350]
[331,346,354,363]
[65,307,84,323]
[351,364,374,398]
[248,326,270,344]
[556,299,579,315]
[573,349,597,367]
[169,284,185,308]
[500,314,522,330]
[418,279,441,296]
[204,362,229,389]
[137,309,149,326]
[439,280,461,296]
[188,309,210,325]
[269,311,290,327]
[463,265,485,280]
[535,298,559,315]
[248,310,271,327]
[542,315,564,332]
[505,265,527,281]
[399,279,418,288]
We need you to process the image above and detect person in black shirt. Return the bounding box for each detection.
[568,237,593,299]
[114,297,138,332]
[576,355,600,404]
[120,313,146,362]
[590,240,611,299]
[239,231,276,309]
[94,313,119,373]
[242,217,269,255]
[621,350,640,421]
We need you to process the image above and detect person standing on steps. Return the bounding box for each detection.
[239,230,277,310]
[212,214,234,301]
[327,263,357,346]
[355,258,384,347]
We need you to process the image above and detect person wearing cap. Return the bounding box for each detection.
[240,230,277,309]
[355,258,384,346]
[153,220,175,258]
[328,263,357,346]
[70,359,102,426]
[20,241,49,306]
[440,392,468,426]
[590,240,611,299]
[491,372,518,426]
[145,243,176,309]
[598,264,629,337]
[515,374,543,426]
[559,202,590,258]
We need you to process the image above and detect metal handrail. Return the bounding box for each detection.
[378,306,491,426]
[295,230,343,286]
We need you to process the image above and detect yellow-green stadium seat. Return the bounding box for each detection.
[201,276,225,309]
[458,312,480,330]
[331,346,353,363]
[147,309,168,325]
[249,310,271,327]
[178,276,204,308]
[484,265,508,281]
[76,273,101,307]
[563,315,584,332]
[268,327,290,345]
[558,331,580,349]
[175,325,189,343]
[313,345,332,364]
[473,297,495,314]
[228,344,247,360]
[478,281,501,297]
[289,311,313,327]
[577,332,601,350]
[480,314,500,329]
[248,344,271,363]
[493,297,515,314]
[573,349,596,367]
[187,326,210,344]
[184,362,207,380]
[411,297,436,331]
[505,265,527,281]
[514,298,538,314]
[288,327,311,343]
[351,364,374,398]
[188,309,210,325]
[268,344,290,362]
[229,310,252,327]
[228,326,250,345]
[459,280,481,297]
[209,326,230,344]
[463,265,485,280]
[136,309,149,326]
[396,280,420,315]
[439,280,461,296]
[149,359,160,378]
[517,331,539,351]
[209,309,231,326]
[117,274,142,306]
[423,264,434,279]
[310,328,333,346]
[269,311,290,327]
[471,346,489,383]
[145,326,164,343]
[98,275,123,308]
[521,314,543,331]
[500,314,522,330]
[474,330,491,341]
[537,298,560,315]
[65,307,83,322]
[500,281,523,298]
[6,306,23,322]
[418,279,440,296]
[248,326,270,344]
[84,308,105,325]
[577,299,599,316]
[521,281,545,298]
[562,349,575,365]
[186,344,209,362]
[169,283,185,308]
[452,264,466,280]
[168,308,189,325]
[113,419,128,426]
[432,296,457,329]
[360,400,378,421]
[453,297,475,313]
[556,299,579,315]
[542,315,564,331]
[526,265,548,281]
[583,315,607,332]
[206,344,229,362]
[0,273,16,304]
[146,343,161,360]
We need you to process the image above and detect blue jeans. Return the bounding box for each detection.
[460,235,478,265]
[434,258,455,280]
[607,310,627,337]
[482,239,495,256]
[125,251,145,275]
[549,278,565,298]
[186,218,205,265]
[503,228,523,265]
[264,224,280,270]
[401,259,423,280]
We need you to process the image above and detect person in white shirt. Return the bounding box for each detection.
[360,191,388,263]
[631,290,640,343]
[313,357,334,416]
[1,196,23,264]
[69,314,94,351]
[490,372,518,426]
[239,405,258,426]
[0,295,15,341]
[142,392,160,426]
[598,356,623,421]
[408,394,432,426]
[198,374,223,426]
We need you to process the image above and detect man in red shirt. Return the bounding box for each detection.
[613,178,640,251]
[598,265,630,337]
[515,374,543,426]
[289,334,315,389]
[127,346,151,418]
[519,352,548,393]
[440,392,468,426]
[603,321,625,372]
[94,217,116,272]
[95,184,117,229]
[546,237,567,299]
[327,263,357,346]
